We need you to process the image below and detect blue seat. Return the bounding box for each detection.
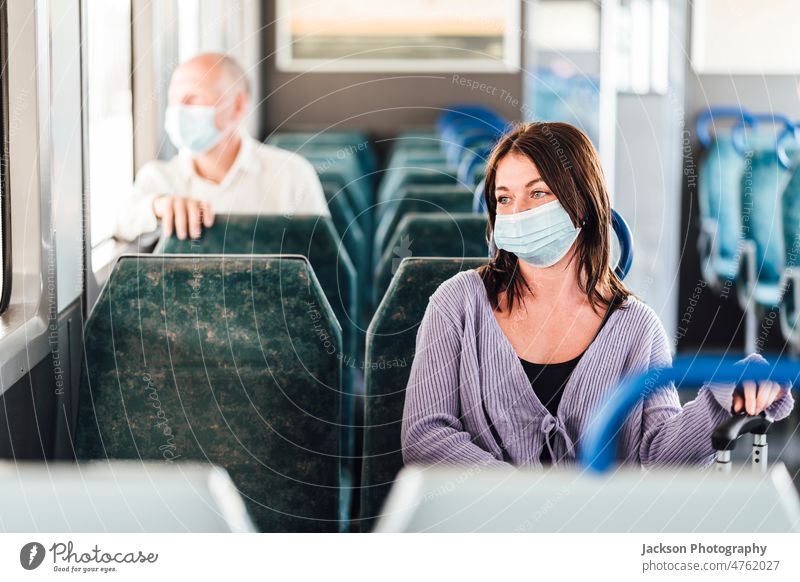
[696,108,755,287]
[441,126,498,169]
[436,104,508,137]
[778,143,800,346]
[732,114,798,309]
[530,68,600,146]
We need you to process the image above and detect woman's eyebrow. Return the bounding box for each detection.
[495,177,545,192]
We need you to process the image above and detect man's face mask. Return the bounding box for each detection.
[165,104,224,156]
[492,199,581,267]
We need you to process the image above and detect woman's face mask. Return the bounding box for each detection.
[492,199,581,267]
[165,104,224,156]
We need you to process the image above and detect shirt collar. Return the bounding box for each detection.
[178,127,260,186]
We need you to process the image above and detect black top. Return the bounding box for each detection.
[518,297,622,464]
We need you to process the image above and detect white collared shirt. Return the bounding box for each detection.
[115,131,329,241]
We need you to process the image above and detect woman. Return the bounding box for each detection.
[401,122,794,467]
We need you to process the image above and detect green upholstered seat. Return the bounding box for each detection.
[156,215,358,350]
[373,185,474,264]
[316,167,373,237]
[320,181,369,300]
[155,215,360,481]
[376,165,459,216]
[386,149,448,170]
[359,257,489,532]
[386,131,444,156]
[264,132,376,238]
[267,131,376,177]
[76,255,344,532]
[373,213,488,307]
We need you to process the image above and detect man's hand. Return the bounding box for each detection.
[153,195,214,240]
[732,380,788,415]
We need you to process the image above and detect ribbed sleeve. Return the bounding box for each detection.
[401,299,509,467]
[703,352,796,421]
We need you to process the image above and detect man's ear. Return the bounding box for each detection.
[233,91,248,123]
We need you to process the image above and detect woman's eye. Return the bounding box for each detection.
[496,195,510,205]
[531,190,549,199]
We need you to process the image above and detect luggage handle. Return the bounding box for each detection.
[712,411,772,473]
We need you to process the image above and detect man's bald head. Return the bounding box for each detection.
[168,53,250,105]
[166,53,251,148]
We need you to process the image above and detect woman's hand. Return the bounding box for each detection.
[732,381,788,415]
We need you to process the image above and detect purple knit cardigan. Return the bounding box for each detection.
[401,270,795,467]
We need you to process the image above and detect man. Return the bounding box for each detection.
[116,53,329,241]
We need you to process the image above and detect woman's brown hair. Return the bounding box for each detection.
[477,121,632,313]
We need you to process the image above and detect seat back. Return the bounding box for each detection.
[697,135,747,282]
[733,115,798,306]
[76,255,344,532]
[157,215,358,355]
[744,148,791,288]
[320,180,367,278]
[782,161,800,271]
[377,165,458,207]
[316,168,373,235]
[155,216,359,487]
[359,257,489,532]
[267,131,376,177]
[373,185,474,262]
[373,213,488,306]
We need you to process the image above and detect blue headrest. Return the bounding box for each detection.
[731,113,799,170]
[611,209,634,280]
[696,107,754,149]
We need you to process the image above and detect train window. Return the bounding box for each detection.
[174,0,248,62]
[529,0,600,53]
[691,0,800,74]
[617,0,668,95]
[0,1,9,314]
[275,0,521,72]
[152,0,257,157]
[86,0,134,250]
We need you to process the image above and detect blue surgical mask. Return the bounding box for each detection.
[165,104,223,155]
[493,199,581,267]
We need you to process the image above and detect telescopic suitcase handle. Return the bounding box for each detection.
[711,412,772,473]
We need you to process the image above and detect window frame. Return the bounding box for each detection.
[84,0,135,253]
[616,0,669,96]
[274,0,522,73]
[0,1,11,315]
